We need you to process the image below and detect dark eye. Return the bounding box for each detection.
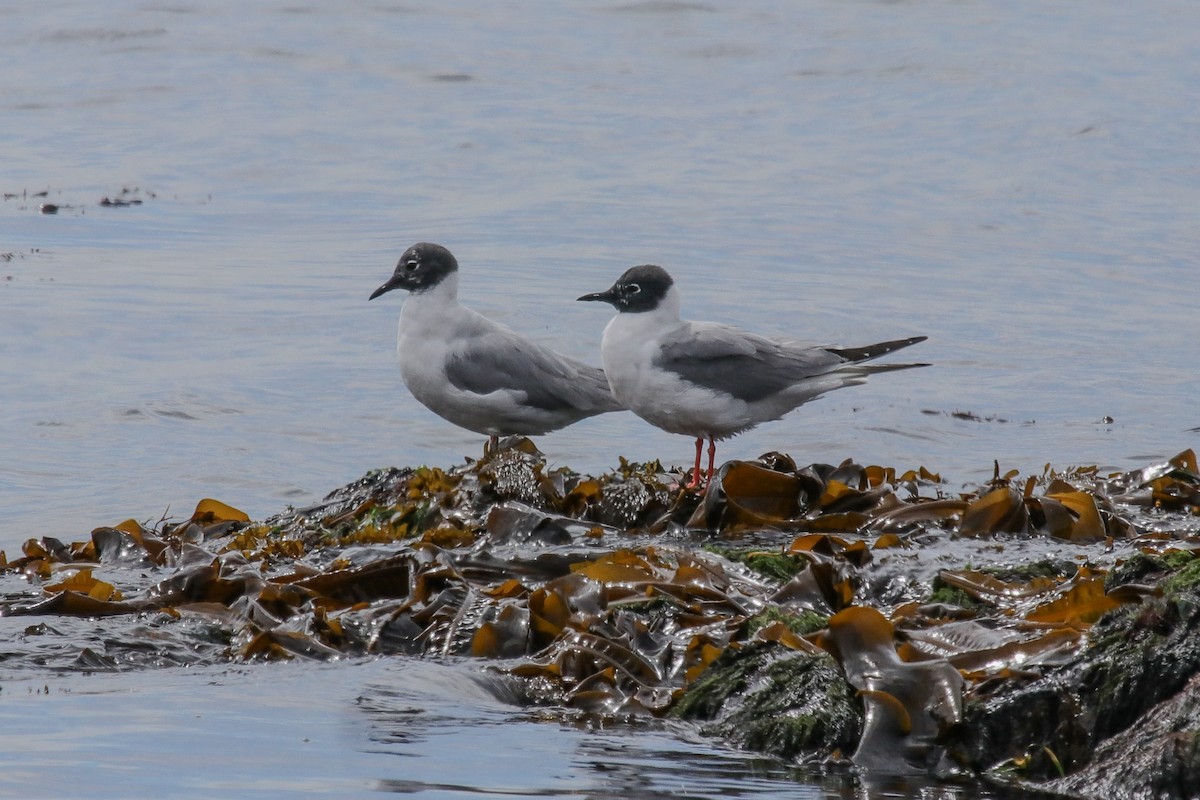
[404,259,419,272]
[626,283,641,295]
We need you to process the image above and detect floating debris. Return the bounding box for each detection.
[3,186,155,214]
[98,187,149,208]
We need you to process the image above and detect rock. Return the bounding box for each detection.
[671,641,862,762]
[1043,671,1200,799]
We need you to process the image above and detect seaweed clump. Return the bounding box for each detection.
[2,442,1199,798]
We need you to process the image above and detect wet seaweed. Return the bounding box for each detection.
[2,441,1198,793]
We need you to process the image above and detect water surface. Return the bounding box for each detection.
[2,0,1198,795]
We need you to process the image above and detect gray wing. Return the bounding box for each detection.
[446,330,620,413]
[655,322,848,403]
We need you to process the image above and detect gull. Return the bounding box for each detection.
[370,243,622,449]
[578,264,927,488]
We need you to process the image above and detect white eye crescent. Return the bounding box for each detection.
[404,260,419,271]
[627,283,641,294]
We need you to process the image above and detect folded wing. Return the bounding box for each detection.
[657,325,927,404]
[446,330,621,413]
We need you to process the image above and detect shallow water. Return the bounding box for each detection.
[0,657,1027,800]
[1,0,1198,795]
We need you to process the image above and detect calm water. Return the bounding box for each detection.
[0,656,1013,800]
[0,659,828,799]
[1,0,1197,795]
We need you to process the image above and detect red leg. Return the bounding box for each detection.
[688,436,704,487]
[705,437,717,486]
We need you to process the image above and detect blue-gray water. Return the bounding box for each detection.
[0,659,836,799]
[1,1,1197,796]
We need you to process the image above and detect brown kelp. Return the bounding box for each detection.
[2,442,1198,795]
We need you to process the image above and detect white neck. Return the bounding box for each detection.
[398,272,463,334]
[424,271,460,303]
[650,284,683,323]
[601,284,685,361]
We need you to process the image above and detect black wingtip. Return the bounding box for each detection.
[825,336,928,364]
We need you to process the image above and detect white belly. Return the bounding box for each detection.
[600,317,759,439]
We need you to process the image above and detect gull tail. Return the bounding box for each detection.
[825,336,929,374]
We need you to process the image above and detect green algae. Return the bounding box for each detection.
[926,581,983,609]
[979,560,1074,583]
[702,546,808,583]
[745,607,827,638]
[1164,558,1200,598]
[672,642,860,761]
[743,553,809,583]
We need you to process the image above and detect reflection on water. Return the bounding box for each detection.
[0,655,1030,800]
[355,659,1033,800]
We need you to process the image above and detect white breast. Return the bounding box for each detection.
[600,310,758,439]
